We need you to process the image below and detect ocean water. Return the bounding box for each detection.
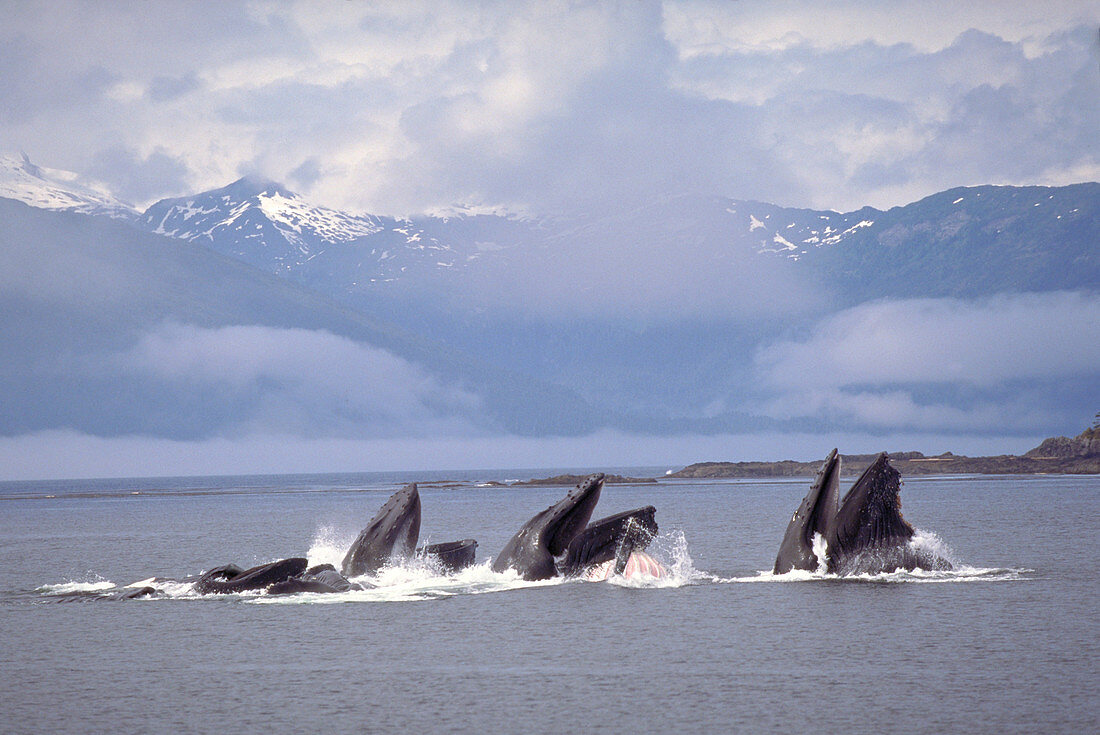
[1,470,1097,733]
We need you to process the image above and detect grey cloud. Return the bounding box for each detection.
[672,24,1100,209]
[147,71,200,102]
[289,157,322,191]
[87,146,191,204]
[381,10,806,216]
[5,3,1098,217]
[0,31,116,125]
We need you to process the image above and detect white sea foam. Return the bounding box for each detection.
[124,577,157,588]
[37,580,115,595]
[35,523,1026,602]
[255,529,710,603]
[719,527,1028,584]
[721,565,1029,584]
[252,560,566,605]
[908,528,958,567]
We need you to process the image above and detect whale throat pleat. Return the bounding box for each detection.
[829,453,914,558]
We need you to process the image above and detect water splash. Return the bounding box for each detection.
[586,529,710,589]
[908,529,958,567]
[253,560,566,604]
[812,532,829,575]
[723,527,1027,584]
[305,525,354,569]
[34,522,1027,601]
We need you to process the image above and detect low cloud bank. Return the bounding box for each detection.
[111,323,483,437]
[752,291,1100,431]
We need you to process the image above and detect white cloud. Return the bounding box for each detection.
[756,292,1100,388]
[662,0,1099,55]
[114,323,482,437]
[1,2,1097,216]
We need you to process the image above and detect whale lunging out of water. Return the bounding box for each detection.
[492,475,667,581]
[774,451,952,575]
[560,505,659,577]
[342,483,423,577]
[341,483,478,578]
[492,474,606,580]
[185,484,479,596]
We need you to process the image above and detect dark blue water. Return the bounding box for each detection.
[1,471,1097,733]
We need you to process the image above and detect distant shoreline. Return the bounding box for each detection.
[666,451,1100,479]
[518,427,1100,483]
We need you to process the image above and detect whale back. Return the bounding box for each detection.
[194,557,309,594]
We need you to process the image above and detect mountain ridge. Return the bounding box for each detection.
[2,153,1096,440]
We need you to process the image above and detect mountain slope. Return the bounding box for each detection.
[0,198,597,439]
[799,183,1100,301]
[126,179,1100,430]
[137,181,1100,306]
[139,178,548,290]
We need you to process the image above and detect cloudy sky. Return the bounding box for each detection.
[2,0,1098,216]
[1,1,1098,480]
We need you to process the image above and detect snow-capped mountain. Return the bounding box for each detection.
[720,199,878,259]
[139,178,547,285]
[141,178,384,269]
[0,153,138,220]
[2,156,1097,439]
[135,181,884,294]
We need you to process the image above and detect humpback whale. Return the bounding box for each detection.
[193,557,310,594]
[492,474,606,580]
[774,451,951,574]
[774,449,842,574]
[342,483,423,577]
[341,483,478,578]
[268,564,363,595]
[418,539,479,572]
[46,483,480,600]
[559,506,658,577]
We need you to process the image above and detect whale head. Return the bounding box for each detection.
[491,474,605,580]
[341,483,422,577]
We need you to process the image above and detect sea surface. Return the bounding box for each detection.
[1,469,1097,733]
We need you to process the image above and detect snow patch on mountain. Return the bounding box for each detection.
[0,153,137,220]
[255,190,383,245]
